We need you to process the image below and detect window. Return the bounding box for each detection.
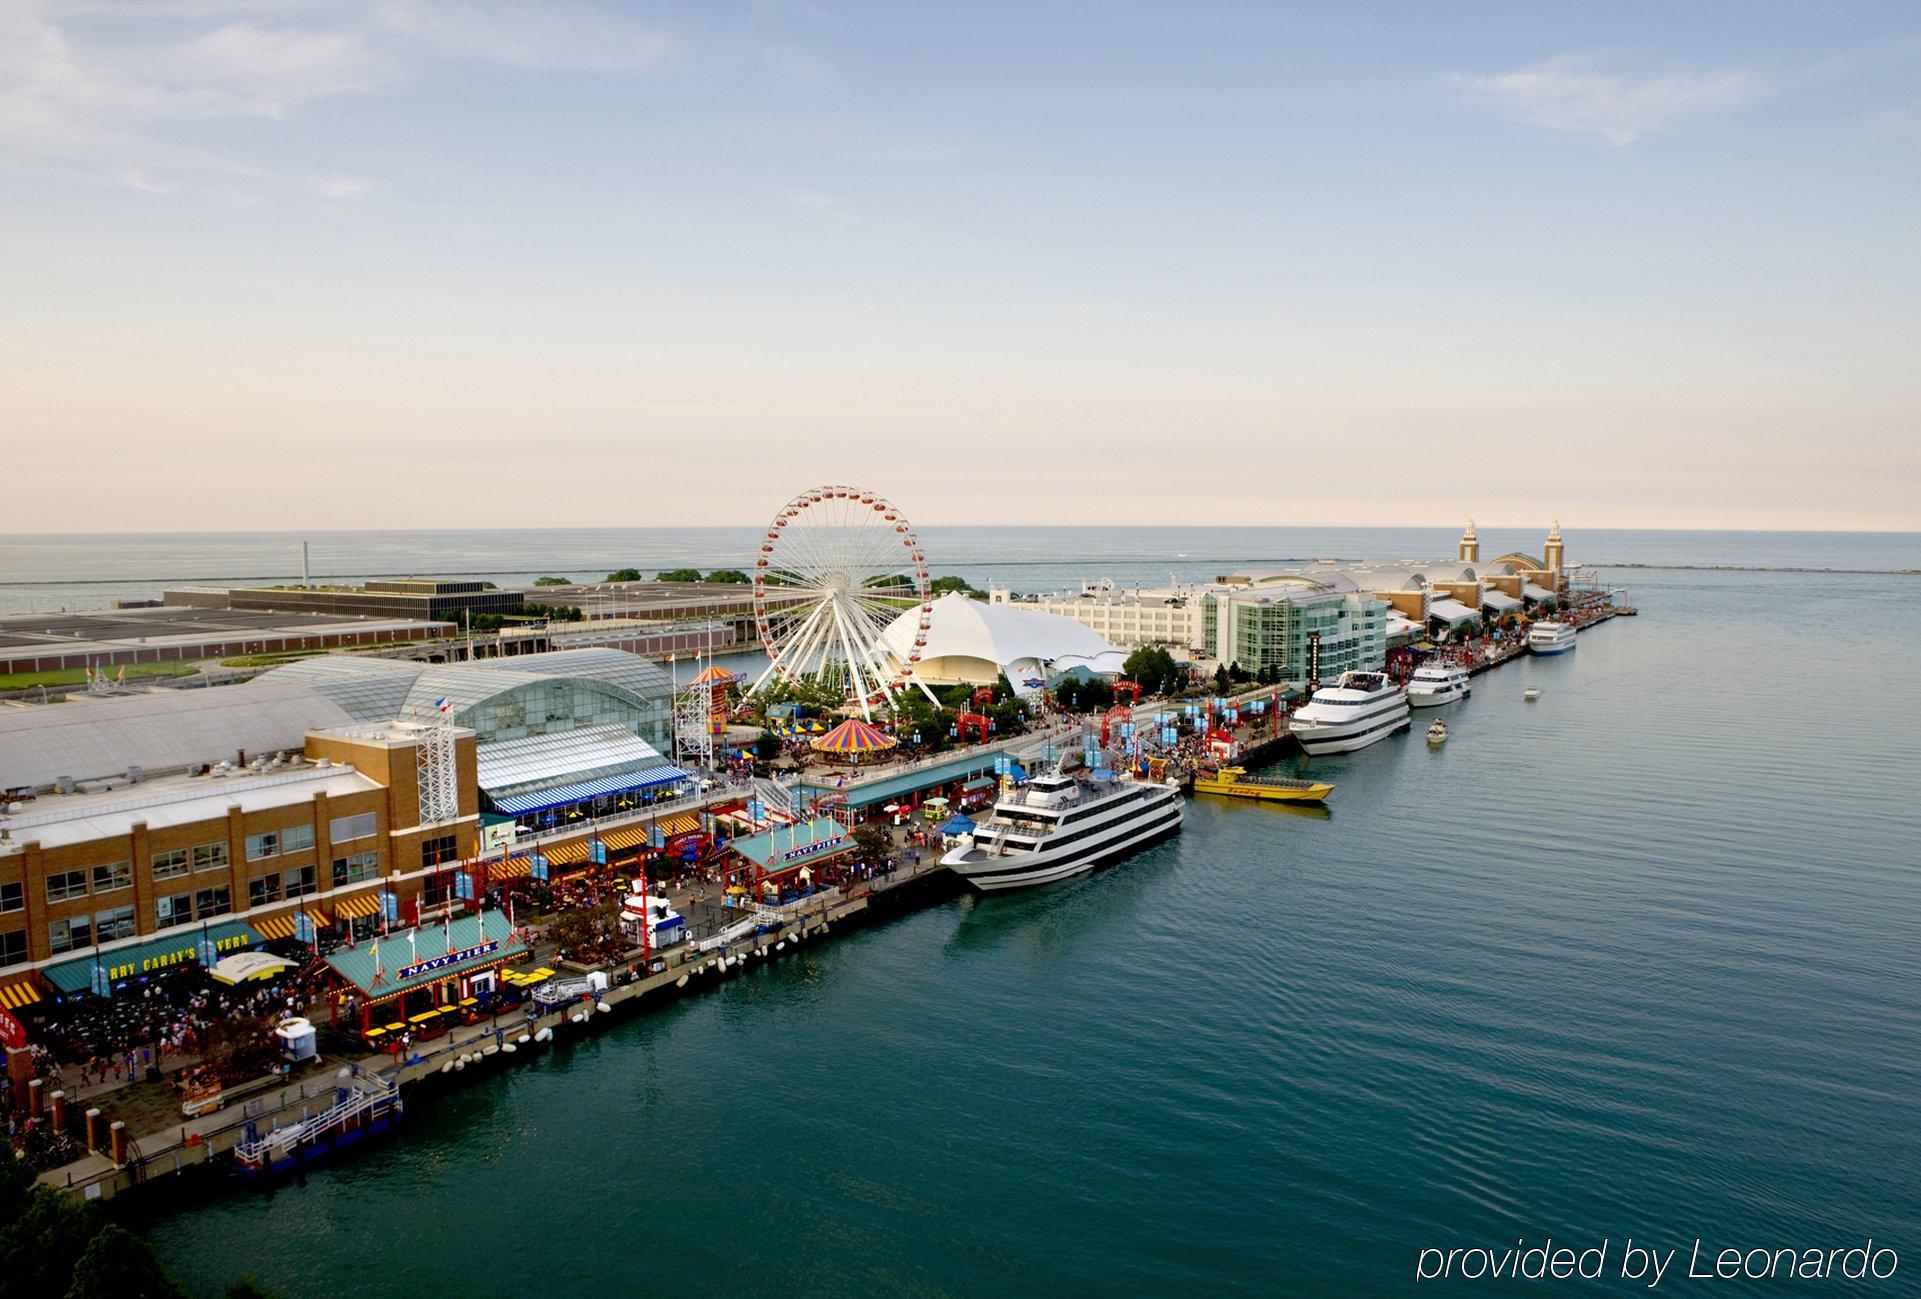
[282,865,317,899]
[0,928,25,968]
[330,812,376,843]
[49,915,91,954]
[156,893,193,930]
[192,842,228,873]
[46,870,88,904]
[423,870,456,908]
[421,834,458,870]
[331,852,379,888]
[248,875,283,908]
[194,886,232,919]
[282,823,314,854]
[0,881,22,914]
[151,848,190,881]
[93,904,136,943]
[92,861,132,893]
[245,831,280,861]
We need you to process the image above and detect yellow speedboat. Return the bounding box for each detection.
[1191,765,1334,803]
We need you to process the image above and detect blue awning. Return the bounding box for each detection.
[490,765,686,815]
[937,814,976,835]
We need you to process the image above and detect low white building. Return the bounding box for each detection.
[879,594,1127,694]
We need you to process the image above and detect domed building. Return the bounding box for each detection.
[879,593,1126,694]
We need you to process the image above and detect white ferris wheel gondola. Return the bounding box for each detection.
[747,484,936,719]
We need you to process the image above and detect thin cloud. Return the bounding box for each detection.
[1450,54,1769,145]
[0,0,674,198]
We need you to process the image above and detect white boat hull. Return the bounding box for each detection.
[942,788,1183,892]
[1407,683,1470,707]
[1529,643,1575,655]
[1294,704,1411,755]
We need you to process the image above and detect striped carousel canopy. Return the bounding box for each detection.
[809,718,898,753]
[691,664,739,686]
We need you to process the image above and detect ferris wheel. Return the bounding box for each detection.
[748,485,936,719]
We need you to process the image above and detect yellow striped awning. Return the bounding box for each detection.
[0,975,43,1010]
[545,839,589,867]
[657,811,701,837]
[304,902,333,926]
[603,824,646,851]
[335,891,382,920]
[491,856,531,880]
[254,912,298,940]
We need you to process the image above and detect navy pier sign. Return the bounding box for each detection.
[778,834,845,864]
[397,939,500,983]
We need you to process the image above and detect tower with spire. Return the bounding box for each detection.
[1458,519,1479,563]
[1543,519,1564,575]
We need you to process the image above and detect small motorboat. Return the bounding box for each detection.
[1426,721,1448,745]
[1523,688,1541,701]
[1191,765,1334,803]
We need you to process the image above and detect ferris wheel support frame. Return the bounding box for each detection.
[745,484,938,720]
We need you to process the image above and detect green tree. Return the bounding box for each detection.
[62,1224,185,1299]
[657,568,703,582]
[1212,664,1231,693]
[851,823,892,865]
[1121,645,1184,695]
[0,1184,98,1299]
[930,575,986,598]
[705,569,749,584]
[532,576,571,586]
[752,731,781,762]
[605,568,643,582]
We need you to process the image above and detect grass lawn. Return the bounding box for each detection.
[0,661,199,690]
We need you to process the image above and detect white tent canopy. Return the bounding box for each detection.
[1522,583,1557,603]
[1480,590,1522,613]
[209,951,297,985]
[879,594,1127,693]
[1427,598,1480,628]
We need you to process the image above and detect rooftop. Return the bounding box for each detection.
[1,762,381,851]
[0,680,356,793]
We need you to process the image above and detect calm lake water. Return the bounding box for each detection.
[3,526,1919,615]
[132,561,1920,1296]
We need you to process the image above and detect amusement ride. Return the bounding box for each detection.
[747,484,936,720]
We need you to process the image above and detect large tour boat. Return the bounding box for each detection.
[1289,671,1411,756]
[1405,661,1471,707]
[941,768,1183,892]
[1527,621,1578,655]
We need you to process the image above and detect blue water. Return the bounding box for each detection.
[132,564,1920,1296]
[2,526,1917,614]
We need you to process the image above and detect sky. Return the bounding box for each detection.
[1,0,1918,533]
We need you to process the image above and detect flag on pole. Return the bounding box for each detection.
[371,937,384,987]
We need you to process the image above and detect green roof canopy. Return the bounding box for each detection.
[46,920,263,994]
[325,912,529,1003]
[729,817,855,875]
[794,748,1009,810]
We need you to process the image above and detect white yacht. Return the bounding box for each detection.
[1527,621,1578,655]
[1405,661,1471,707]
[941,769,1183,892]
[1289,671,1411,756]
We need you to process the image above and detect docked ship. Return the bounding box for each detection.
[941,768,1183,891]
[1527,621,1577,655]
[1191,765,1334,803]
[1405,661,1471,707]
[1289,671,1411,756]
